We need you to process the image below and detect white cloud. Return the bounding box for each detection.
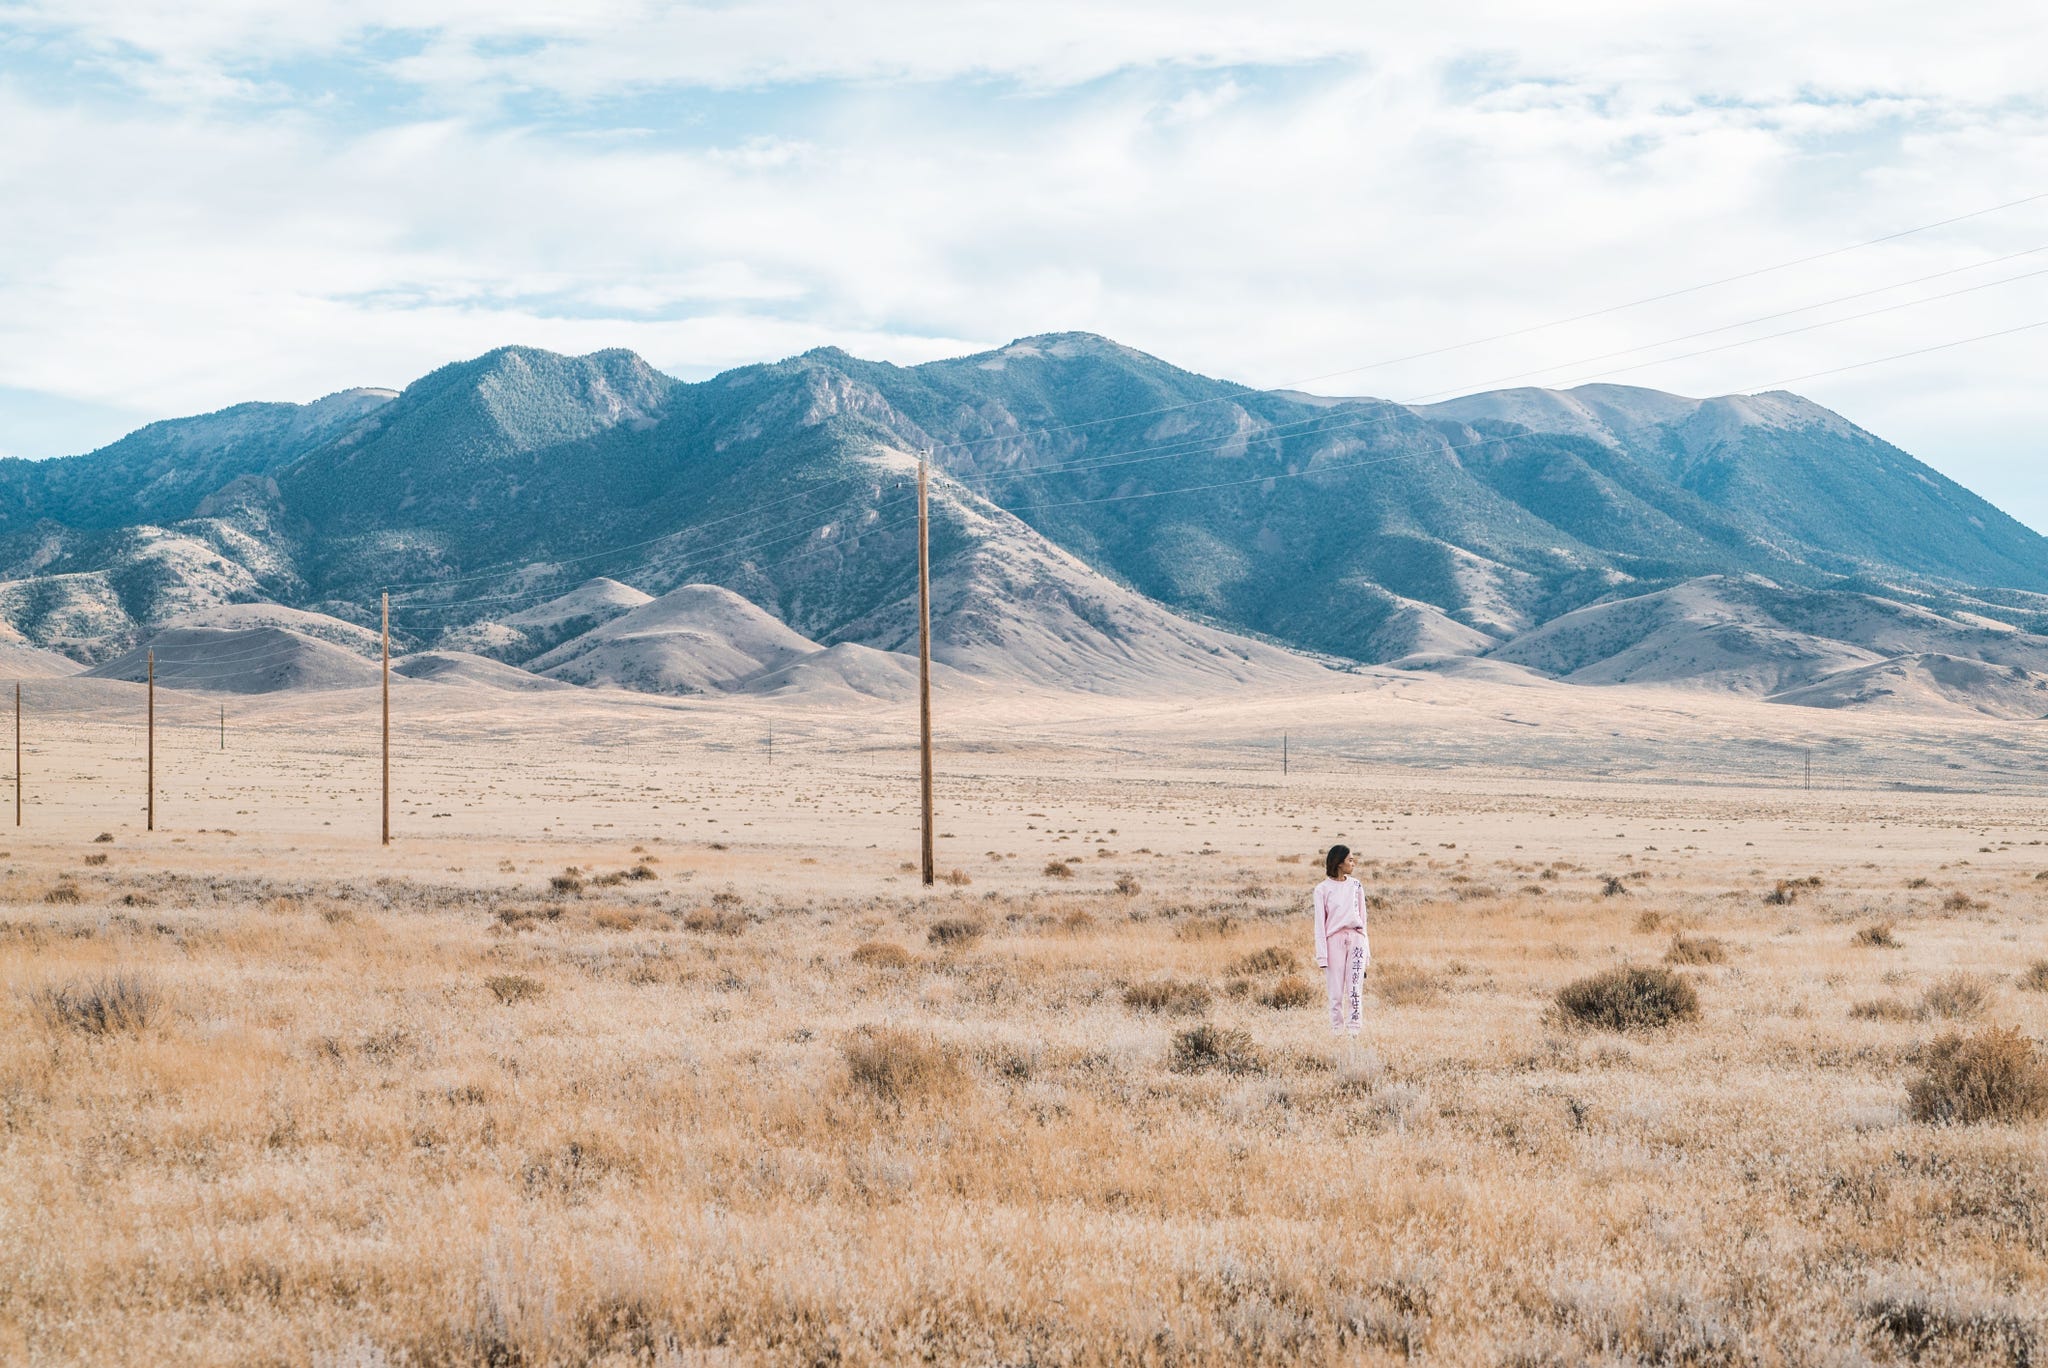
[0,2,2044,526]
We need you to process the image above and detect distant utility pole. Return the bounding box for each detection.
[1282,732,1288,776]
[146,648,155,832]
[381,593,391,847]
[918,449,935,888]
[220,704,225,752]
[13,682,19,827]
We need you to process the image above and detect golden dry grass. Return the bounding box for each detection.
[1,828,2045,1368]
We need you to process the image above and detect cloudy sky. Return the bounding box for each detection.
[2,2,2045,523]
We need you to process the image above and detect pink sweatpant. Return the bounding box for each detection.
[1325,929,1366,1035]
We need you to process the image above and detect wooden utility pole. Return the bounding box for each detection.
[13,682,19,827]
[381,593,391,847]
[146,648,155,832]
[918,450,935,888]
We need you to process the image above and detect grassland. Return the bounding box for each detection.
[3,809,2046,1365]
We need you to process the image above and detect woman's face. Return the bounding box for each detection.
[1338,853,1356,878]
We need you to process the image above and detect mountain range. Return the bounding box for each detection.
[5,333,2047,715]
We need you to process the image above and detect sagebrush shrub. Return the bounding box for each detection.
[927,918,982,948]
[33,973,160,1035]
[682,907,747,935]
[1907,1027,2048,1125]
[851,942,912,969]
[486,974,545,1004]
[1226,946,1298,977]
[1555,965,1699,1031]
[1853,921,1899,948]
[842,1027,966,1106]
[1921,972,1990,1021]
[1122,979,1212,1015]
[1663,934,1728,965]
[1258,975,1317,1010]
[1168,1023,1263,1075]
[2017,960,2048,993]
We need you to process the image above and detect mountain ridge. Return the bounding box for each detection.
[4,334,2045,713]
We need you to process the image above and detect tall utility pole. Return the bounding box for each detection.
[146,648,155,832]
[220,704,225,751]
[13,682,19,827]
[918,450,935,888]
[381,593,391,847]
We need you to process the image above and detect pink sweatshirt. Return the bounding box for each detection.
[1313,877,1370,969]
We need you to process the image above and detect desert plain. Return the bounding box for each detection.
[2,667,2046,1365]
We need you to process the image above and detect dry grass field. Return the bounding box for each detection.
[2,679,2047,1365]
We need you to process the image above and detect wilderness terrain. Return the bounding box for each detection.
[0,674,2044,1365]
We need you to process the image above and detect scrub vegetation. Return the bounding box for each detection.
[3,839,2045,1367]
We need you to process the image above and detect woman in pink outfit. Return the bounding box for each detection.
[1313,844,1371,1035]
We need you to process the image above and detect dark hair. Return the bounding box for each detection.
[1324,845,1351,879]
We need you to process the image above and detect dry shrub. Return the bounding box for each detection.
[1122,978,1212,1015]
[486,974,545,1005]
[1851,997,1922,1022]
[1113,872,1142,896]
[1853,921,1900,948]
[851,942,913,969]
[1763,881,1796,906]
[92,831,113,843]
[682,907,747,936]
[1376,965,1441,1007]
[1555,965,1699,1032]
[1601,877,1629,897]
[1042,860,1073,879]
[1943,891,1988,912]
[1168,1023,1264,1075]
[1258,975,1317,1010]
[1058,909,1096,933]
[1662,933,1728,966]
[927,918,983,949]
[42,882,82,906]
[83,853,108,867]
[548,870,585,896]
[941,868,972,887]
[32,973,160,1035]
[1174,914,1238,940]
[1864,1278,2037,1367]
[588,907,645,932]
[1633,910,1664,932]
[1907,1027,2048,1125]
[2018,960,2048,993]
[1226,946,1299,977]
[625,864,659,881]
[842,1026,967,1106]
[320,903,355,926]
[1921,972,1990,1021]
